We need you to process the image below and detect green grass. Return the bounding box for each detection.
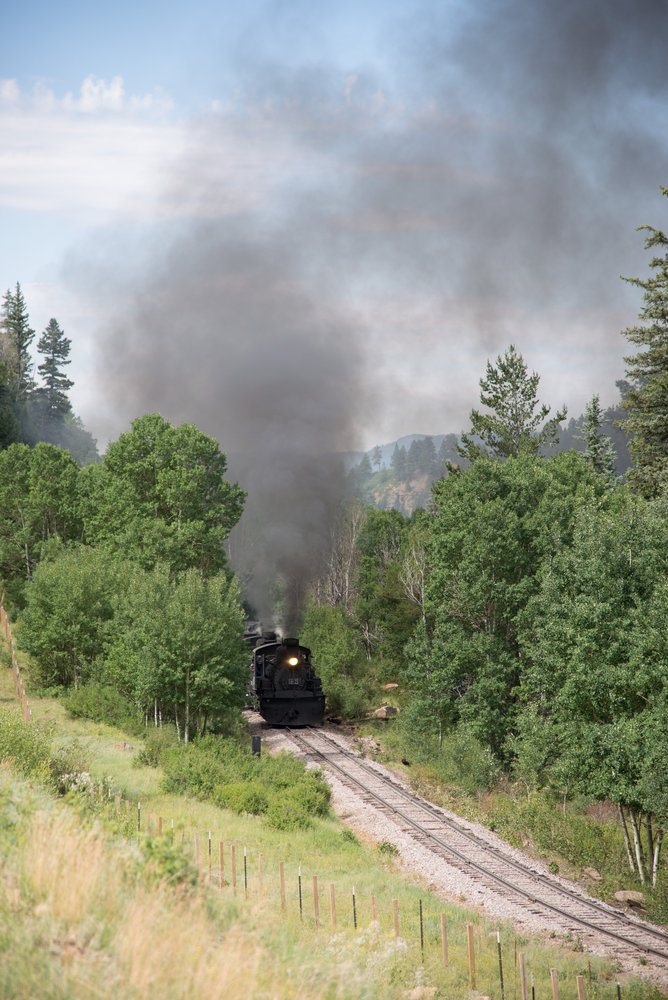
[1,644,666,999]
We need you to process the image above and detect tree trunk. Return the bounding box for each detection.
[154,698,158,728]
[646,815,654,874]
[629,810,647,884]
[17,505,32,580]
[174,703,181,742]
[652,827,664,887]
[184,666,190,745]
[618,805,636,874]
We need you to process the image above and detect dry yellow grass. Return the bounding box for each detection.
[15,796,404,1000]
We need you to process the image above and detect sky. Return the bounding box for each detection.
[2,0,668,458]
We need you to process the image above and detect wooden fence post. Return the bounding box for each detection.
[329,883,336,928]
[440,914,448,967]
[279,861,286,911]
[219,842,225,889]
[519,953,528,1000]
[576,975,586,1000]
[231,845,237,893]
[550,968,559,1000]
[466,923,476,989]
[312,875,319,928]
[371,895,377,924]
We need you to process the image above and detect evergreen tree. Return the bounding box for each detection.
[459,344,566,461]
[356,453,373,479]
[0,361,19,448]
[620,187,668,498]
[577,394,616,483]
[372,445,383,471]
[422,436,437,476]
[0,283,35,402]
[390,443,407,481]
[36,318,73,421]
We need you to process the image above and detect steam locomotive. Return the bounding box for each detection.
[247,630,325,726]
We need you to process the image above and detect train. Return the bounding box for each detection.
[246,629,325,726]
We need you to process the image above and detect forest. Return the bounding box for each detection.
[1,191,668,901]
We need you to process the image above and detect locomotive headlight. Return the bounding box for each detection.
[287,656,300,667]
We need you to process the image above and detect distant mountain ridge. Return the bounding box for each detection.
[347,401,631,513]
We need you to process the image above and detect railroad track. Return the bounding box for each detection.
[285,725,668,972]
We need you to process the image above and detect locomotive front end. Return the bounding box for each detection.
[251,636,325,726]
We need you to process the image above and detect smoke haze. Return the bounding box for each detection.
[82,0,668,616]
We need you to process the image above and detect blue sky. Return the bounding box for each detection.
[2,0,667,453]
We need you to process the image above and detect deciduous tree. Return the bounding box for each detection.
[415,452,601,755]
[520,493,668,881]
[80,414,245,574]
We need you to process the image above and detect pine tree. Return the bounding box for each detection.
[391,443,408,481]
[620,187,668,499]
[459,344,566,461]
[36,318,73,421]
[578,394,616,483]
[0,283,35,402]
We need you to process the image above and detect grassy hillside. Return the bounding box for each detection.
[0,648,664,999]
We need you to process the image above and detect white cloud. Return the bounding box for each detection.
[0,76,304,224]
[0,78,20,103]
[62,75,125,112]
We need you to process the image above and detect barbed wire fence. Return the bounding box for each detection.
[0,596,630,1000]
[1,593,32,724]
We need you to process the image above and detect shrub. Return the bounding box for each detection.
[63,683,143,734]
[378,840,398,857]
[215,782,269,815]
[160,735,331,825]
[139,836,198,887]
[265,790,312,830]
[134,727,181,768]
[0,705,52,783]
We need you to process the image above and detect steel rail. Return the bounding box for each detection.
[310,727,668,947]
[286,726,668,964]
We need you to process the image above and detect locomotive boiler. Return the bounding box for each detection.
[248,632,325,726]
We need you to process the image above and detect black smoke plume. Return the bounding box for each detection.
[84,0,668,620]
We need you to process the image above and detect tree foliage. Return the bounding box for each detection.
[18,546,127,690]
[1,282,35,403]
[0,442,81,589]
[459,344,566,461]
[620,187,668,498]
[577,394,617,484]
[414,452,603,754]
[106,566,248,741]
[519,493,668,881]
[80,414,245,574]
